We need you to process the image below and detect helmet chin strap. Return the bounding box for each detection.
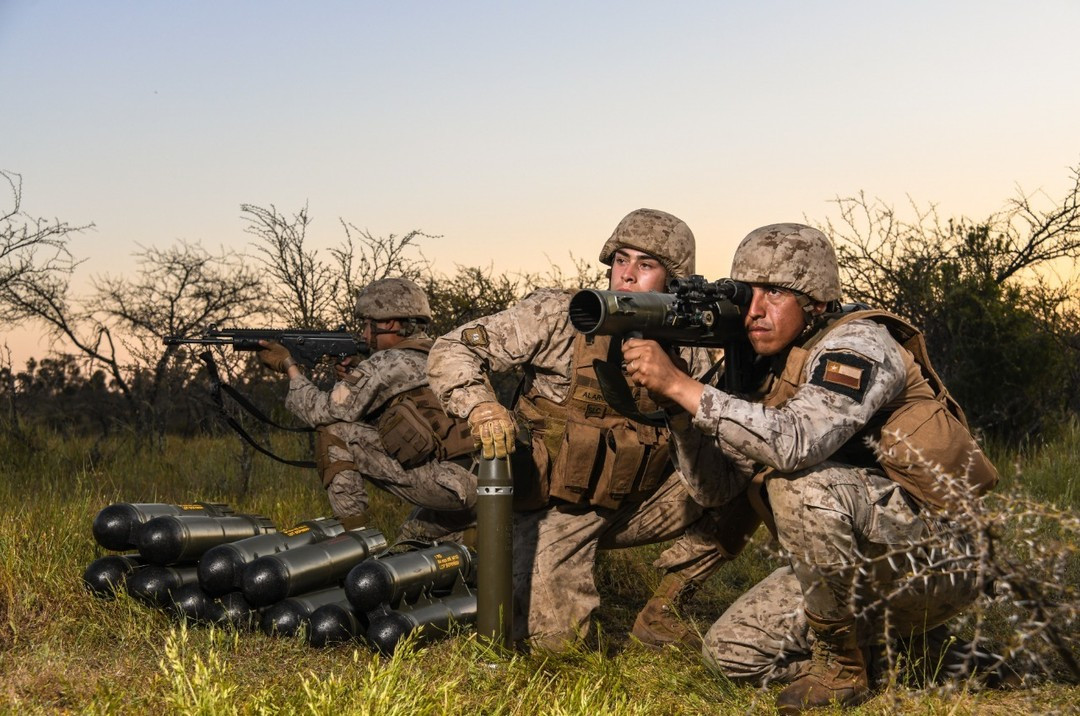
[794,292,816,322]
[364,318,424,339]
[794,292,833,338]
[395,319,423,337]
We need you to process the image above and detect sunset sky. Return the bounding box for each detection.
[3,1,1079,364]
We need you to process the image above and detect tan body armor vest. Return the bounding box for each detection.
[317,337,474,483]
[374,336,475,469]
[757,310,999,511]
[514,334,673,510]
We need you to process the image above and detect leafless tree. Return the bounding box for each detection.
[0,170,89,324]
[819,163,1080,438]
[824,163,1080,320]
[423,265,525,339]
[242,202,437,331]
[328,223,433,330]
[522,252,608,292]
[242,202,339,329]
[6,239,265,445]
[0,345,24,440]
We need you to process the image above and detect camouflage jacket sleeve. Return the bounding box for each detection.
[284,347,428,427]
[427,288,577,418]
[682,345,715,381]
[667,346,756,507]
[668,412,757,507]
[691,319,908,473]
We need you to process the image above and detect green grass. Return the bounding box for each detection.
[0,425,1078,715]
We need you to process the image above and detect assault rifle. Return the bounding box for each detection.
[163,326,368,368]
[163,326,368,468]
[568,275,756,423]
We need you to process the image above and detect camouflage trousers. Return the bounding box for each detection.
[513,472,749,650]
[704,462,982,684]
[320,421,477,542]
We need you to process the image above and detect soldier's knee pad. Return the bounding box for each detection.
[315,426,356,487]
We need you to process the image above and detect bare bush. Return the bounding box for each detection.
[7,239,265,444]
[0,170,89,324]
[823,164,1080,439]
[758,446,1080,697]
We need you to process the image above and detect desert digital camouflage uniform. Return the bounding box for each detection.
[286,336,476,542]
[676,317,983,682]
[428,287,752,647]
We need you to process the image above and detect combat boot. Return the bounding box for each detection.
[630,573,702,650]
[776,612,870,714]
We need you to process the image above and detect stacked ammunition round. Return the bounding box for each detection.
[82,553,147,599]
[308,601,366,647]
[137,513,276,565]
[92,502,232,551]
[367,594,477,654]
[126,564,200,608]
[242,528,388,607]
[261,586,348,637]
[345,542,474,612]
[199,518,344,596]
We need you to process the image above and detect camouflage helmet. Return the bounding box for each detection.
[730,223,841,303]
[598,208,696,279]
[354,277,432,322]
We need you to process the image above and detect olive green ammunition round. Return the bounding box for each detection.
[307,601,366,647]
[83,553,147,599]
[476,456,513,647]
[199,518,344,596]
[367,594,477,654]
[261,586,348,637]
[242,528,387,607]
[169,583,212,623]
[345,542,474,613]
[126,564,200,608]
[137,513,275,565]
[92,502,232,551]
[204,591,261,631]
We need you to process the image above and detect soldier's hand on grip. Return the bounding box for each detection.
[333,354,363,381]
[257,340,297,373]
[622,338,705,416]
[468,401,516,460]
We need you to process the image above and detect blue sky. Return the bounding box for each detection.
[3,1,1079,362]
